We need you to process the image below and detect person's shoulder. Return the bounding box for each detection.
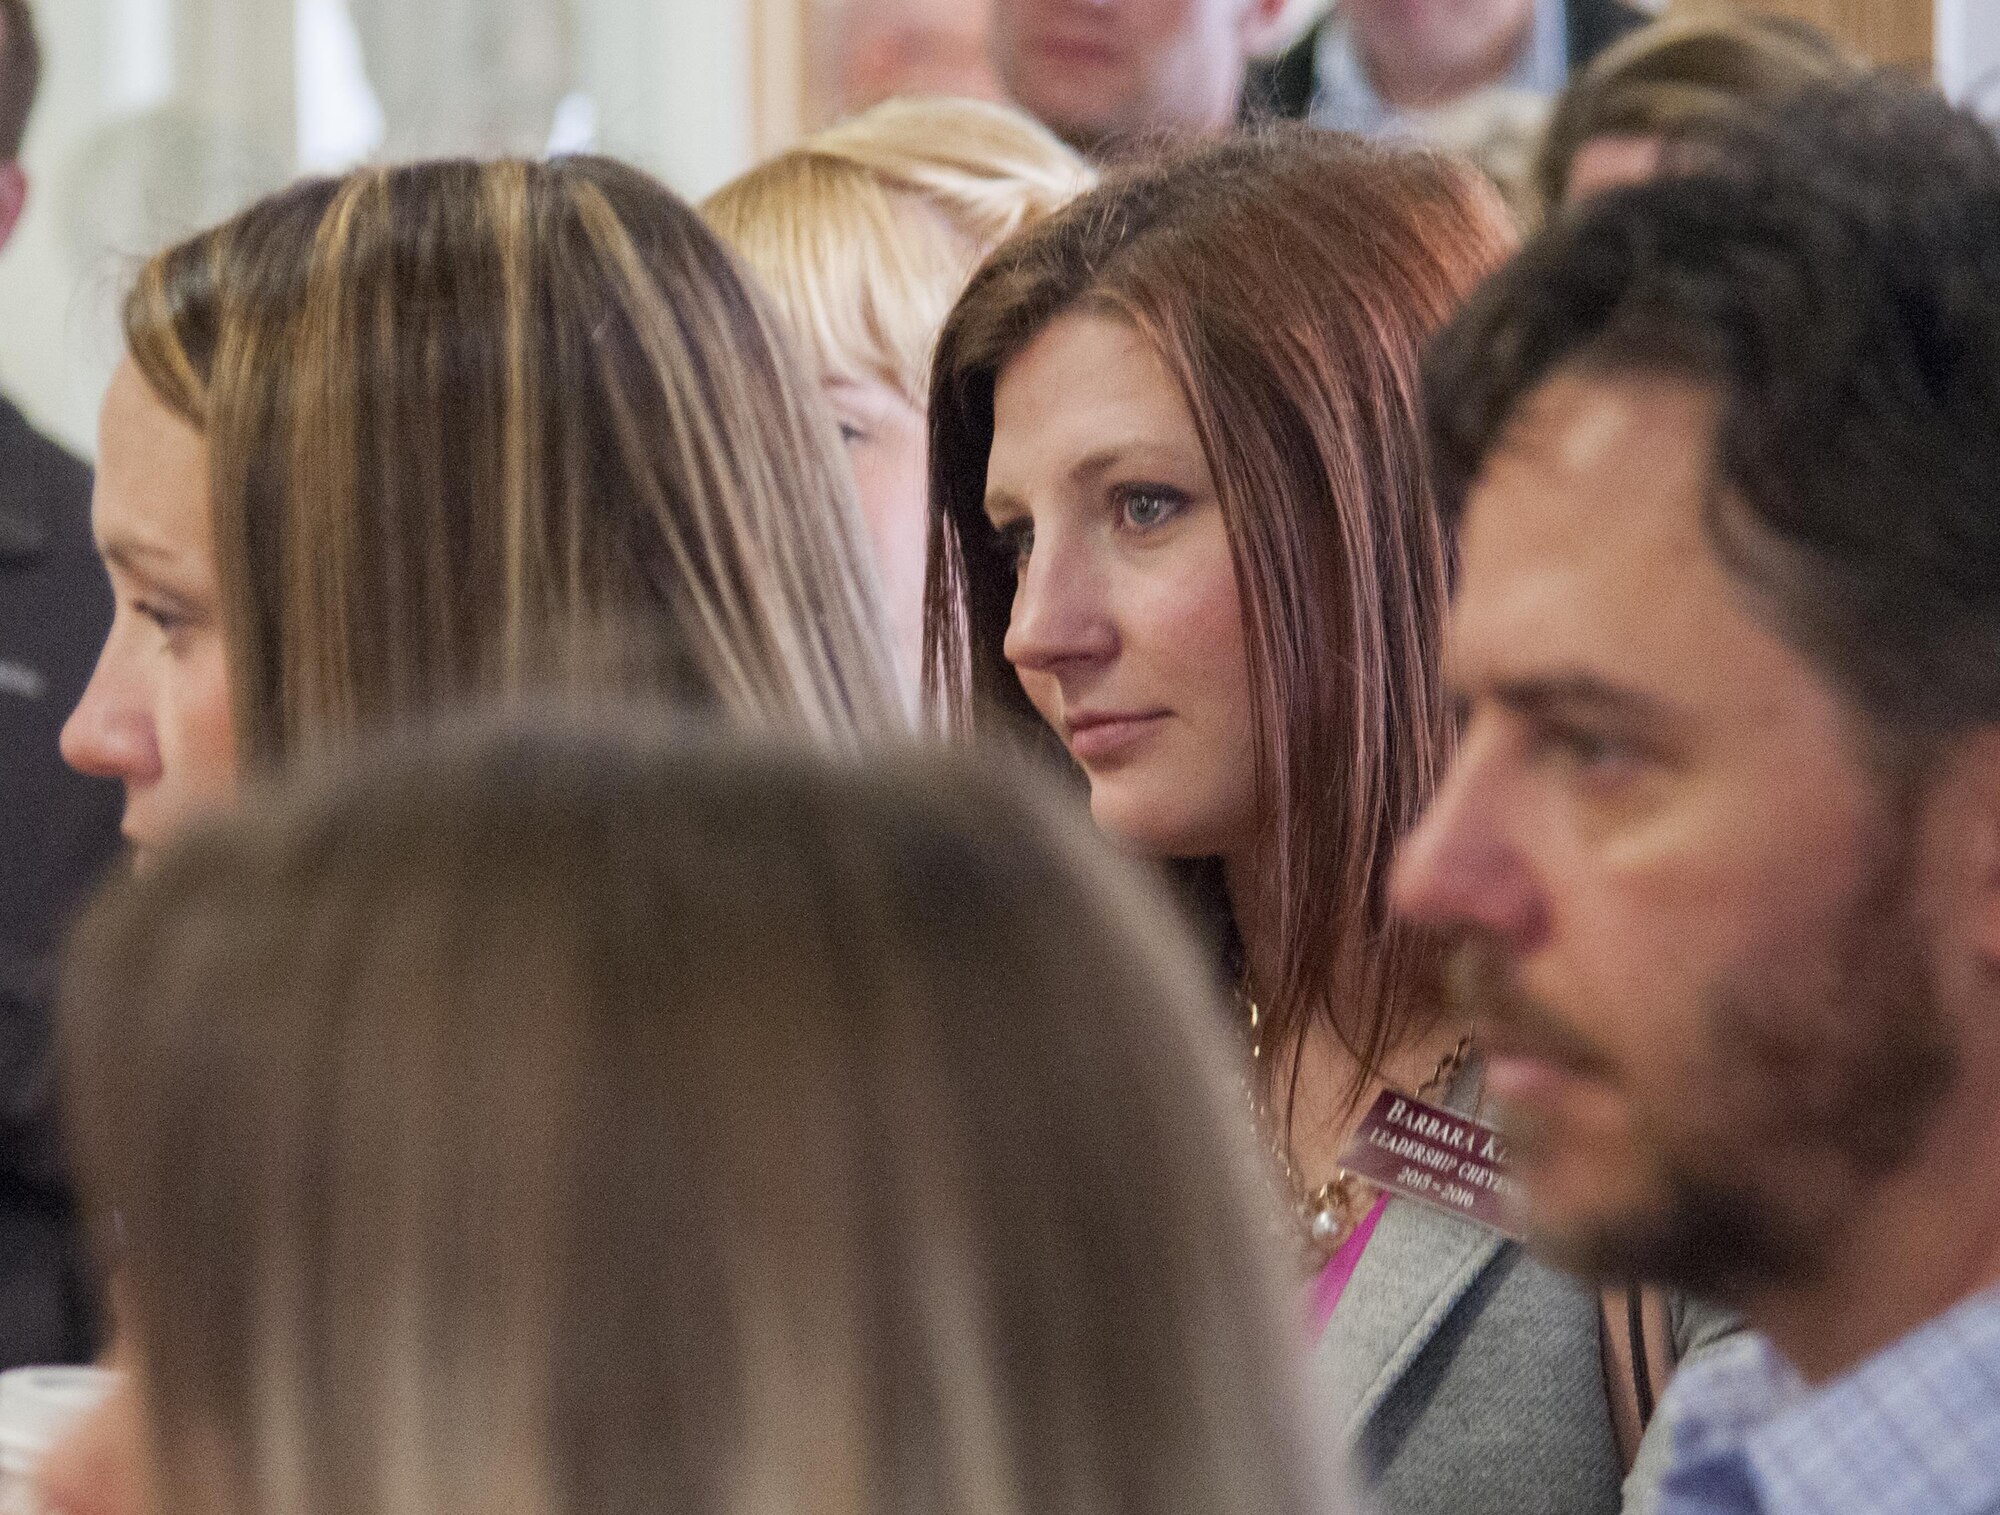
[0,395,91,491]
[1566,0,1649,71]
[0,394,94,559]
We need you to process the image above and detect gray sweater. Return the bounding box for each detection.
[1310,1074,1738,1515]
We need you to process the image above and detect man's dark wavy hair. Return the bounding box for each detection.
[1427,77,2000,745]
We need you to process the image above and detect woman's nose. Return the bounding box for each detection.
[60,638,160,788]
[1002,532,1117,677]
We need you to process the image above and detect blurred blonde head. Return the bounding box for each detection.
[705,97,1091,687]
[706,96,1093,408]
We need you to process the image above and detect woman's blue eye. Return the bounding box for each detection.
[1119,487,1187,531]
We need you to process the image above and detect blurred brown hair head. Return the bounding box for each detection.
[1534,12,1859,214]
[123,156,907,766]
[63,715,1343,1515]
[925,127,1514,1114]
[0,0,42,161]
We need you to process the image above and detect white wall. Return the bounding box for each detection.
[585,0,754,199]
[0,0,132,454]
[1938,0,2000,114]
[0,0,762,457]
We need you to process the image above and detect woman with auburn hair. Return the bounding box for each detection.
[704,96,1092,692]
[59,717,1355,1515]
[926,128,1733,1514]
[60,155,906,869]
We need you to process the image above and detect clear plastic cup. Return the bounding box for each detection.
[0,1368,117,1515]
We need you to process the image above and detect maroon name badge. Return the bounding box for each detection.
[1337,1090,1523,1239]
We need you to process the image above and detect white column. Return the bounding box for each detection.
[580,0,755,199]
[177,0,295,154]
[344,0,577,160]
[1937,0,2000,114]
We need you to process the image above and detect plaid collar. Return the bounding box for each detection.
[1660,1284,2000,1515]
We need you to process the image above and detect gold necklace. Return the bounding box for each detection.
[1242,993,1471,1265]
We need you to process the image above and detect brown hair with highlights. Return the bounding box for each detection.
[124,156,907,764]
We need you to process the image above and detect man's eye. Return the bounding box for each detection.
[1540,724,1636,776]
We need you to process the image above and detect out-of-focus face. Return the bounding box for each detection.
[1564,133,1665,203]
[985,310,1256,859]
[836,0,1005,113]
[1346,0,1535,97]
[1392,372,1964,1299]
[60,359,236,867]
[991,0,1275,154]
[824,372,930,689]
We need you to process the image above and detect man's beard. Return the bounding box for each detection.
[1456,824,1960,1302]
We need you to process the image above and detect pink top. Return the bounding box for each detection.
[1311,1193,1390,1337]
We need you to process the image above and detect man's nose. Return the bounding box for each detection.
[1392,730,1548,948]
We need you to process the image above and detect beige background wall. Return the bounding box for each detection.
[1682,0,1932,68]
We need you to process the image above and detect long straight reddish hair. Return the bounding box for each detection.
[925,130,1514,1117]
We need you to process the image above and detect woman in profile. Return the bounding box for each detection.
[60,718,1352,1515]
[61,155,907,868]
[705,96,1092,692]
[41,154,908,1515]
[925,129,1734,1513]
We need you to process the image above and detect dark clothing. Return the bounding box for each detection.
[0,394,118,1367]
[1248,0,1647,123]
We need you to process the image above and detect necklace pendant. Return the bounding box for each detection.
[1308,1199,1346,1249]
[1304,1175,1363,1255]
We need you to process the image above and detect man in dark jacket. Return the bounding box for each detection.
[0,0,119,1369]
[1250,0,1646,133]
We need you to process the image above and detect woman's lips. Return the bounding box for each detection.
[1065,711,1167,763]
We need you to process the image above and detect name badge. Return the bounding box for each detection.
[1337,1090,1522,1238]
